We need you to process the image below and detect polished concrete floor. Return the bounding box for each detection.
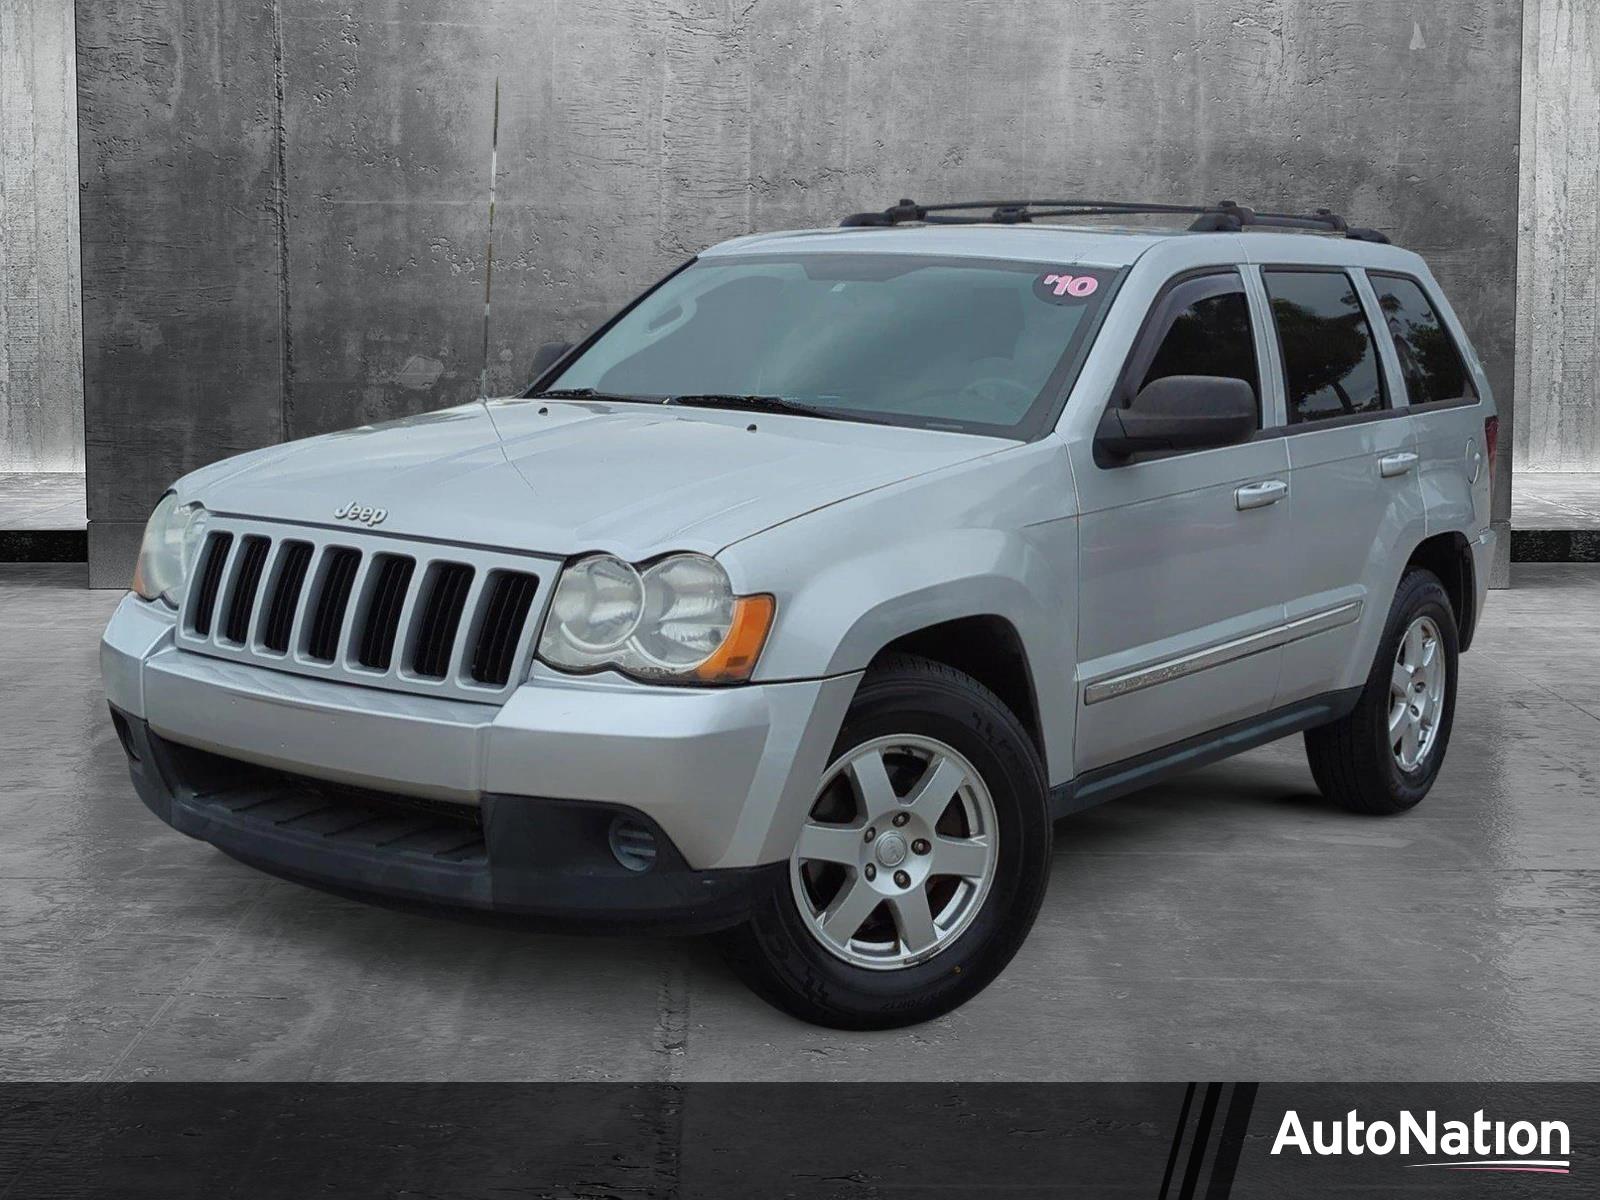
[3,563,1597,1082]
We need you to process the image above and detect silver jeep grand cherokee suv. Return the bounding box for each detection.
[102,199,1496,1028]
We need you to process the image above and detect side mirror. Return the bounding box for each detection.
[1095,375,1256,463]
[528,340,573,383]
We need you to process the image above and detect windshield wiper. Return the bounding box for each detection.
[535,388,863,423]
[663,393,848,421]
[529,387,636,401]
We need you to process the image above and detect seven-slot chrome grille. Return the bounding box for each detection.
[176,517,557,703]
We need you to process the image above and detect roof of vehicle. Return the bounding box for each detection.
[704,222,1427,273]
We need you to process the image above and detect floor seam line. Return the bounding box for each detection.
[93,882,271,1081]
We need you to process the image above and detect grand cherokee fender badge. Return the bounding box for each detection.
[334,500,387,526]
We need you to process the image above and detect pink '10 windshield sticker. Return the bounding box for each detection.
[1033,272,1100,303]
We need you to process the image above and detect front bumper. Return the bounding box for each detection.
[102,593,858,915]
[113,710,783,931]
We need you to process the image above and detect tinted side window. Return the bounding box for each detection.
[1139,283,1259,420]
[1369,273,1477,406]
[1264,270,1387,424]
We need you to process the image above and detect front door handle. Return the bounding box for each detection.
[1235,479,1288,510]
[1379,451,1419,478]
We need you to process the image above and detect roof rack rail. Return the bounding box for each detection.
[838,198,1391,244]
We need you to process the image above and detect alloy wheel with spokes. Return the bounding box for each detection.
[790,735,998,970]
[1389,614,1445,771]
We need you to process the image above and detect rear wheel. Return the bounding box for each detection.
[1305,568,1459,815]
[720,654,1052,1029]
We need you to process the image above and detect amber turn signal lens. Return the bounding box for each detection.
[691,594,775,684]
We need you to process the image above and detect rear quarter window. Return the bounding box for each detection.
[1368,273,1478,406]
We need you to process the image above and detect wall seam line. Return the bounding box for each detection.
[271,0,293,443]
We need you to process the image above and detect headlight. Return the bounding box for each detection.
[131,493,208,606]
[538,552,774,684]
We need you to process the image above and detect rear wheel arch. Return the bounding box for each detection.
[1404,531,1476,650]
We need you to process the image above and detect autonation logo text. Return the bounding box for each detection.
[1272,1108,1572,1175]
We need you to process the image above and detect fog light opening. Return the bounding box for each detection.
[110,709,141,763]
[608,817,658,873]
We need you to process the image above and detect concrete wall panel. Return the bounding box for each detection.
[77,0,286,579]
[78,0,1524,584]
[1516,0,1600,473]
[1,0,83,473]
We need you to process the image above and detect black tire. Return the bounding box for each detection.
[719,653,1052,1029]
[1304,568,1459,815]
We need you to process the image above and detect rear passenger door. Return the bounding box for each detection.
[1261,267,1428,706]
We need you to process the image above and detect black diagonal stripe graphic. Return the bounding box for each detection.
[1178,1083,1224,1199]
[1158,1083,1198,1200]
[1205,1083,1259,1199]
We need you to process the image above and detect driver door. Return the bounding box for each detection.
[1069,268,1296,772]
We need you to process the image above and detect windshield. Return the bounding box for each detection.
[542,253,1118,436]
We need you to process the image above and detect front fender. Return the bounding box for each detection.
[720,441,1080,786]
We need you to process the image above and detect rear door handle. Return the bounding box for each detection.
[1379,451,1419,478]
[1235,479,1288,510]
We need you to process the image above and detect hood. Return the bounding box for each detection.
[183,398,1010,559]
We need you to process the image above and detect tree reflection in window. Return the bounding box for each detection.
[1370,274,1477,406]
[1265,271,1387,424]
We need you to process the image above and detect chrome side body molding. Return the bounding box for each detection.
[1082,600,1364,706]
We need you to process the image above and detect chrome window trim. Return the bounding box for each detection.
[1082,600,1364,706]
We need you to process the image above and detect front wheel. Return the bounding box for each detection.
[719,654,1052,1029]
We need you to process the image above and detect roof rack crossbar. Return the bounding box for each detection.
[838,198,1390,243]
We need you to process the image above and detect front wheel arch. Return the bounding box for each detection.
[870,614,1048,773]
